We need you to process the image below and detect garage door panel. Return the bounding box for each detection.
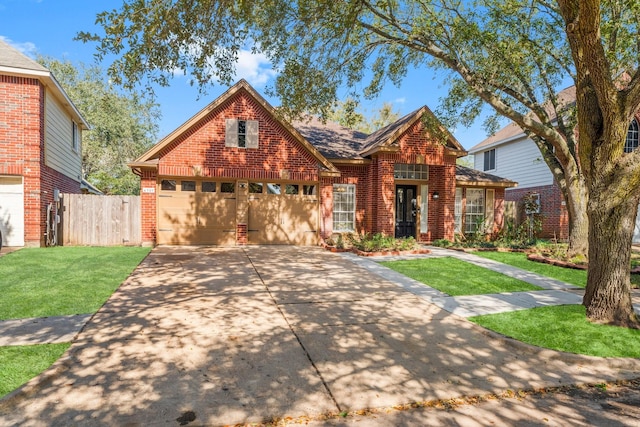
[157,182,236,245]
[248,189,319,245]
[197,194,236,228]
[0,177,25,247]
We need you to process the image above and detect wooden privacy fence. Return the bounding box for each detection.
[61,194,141,246]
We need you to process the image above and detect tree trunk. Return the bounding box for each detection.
[564,177,589,258]
[584,191,639,327]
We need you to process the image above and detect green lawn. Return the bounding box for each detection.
[470,305,640,358]
[0,246,150,398]
[0,246,151,320]
[0,343,70,397]
[473,251,588,287]
[380,257,542,296]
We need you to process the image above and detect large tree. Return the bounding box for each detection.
[79,0,640,326]
[39,57,159,194]
[328,99,401,133]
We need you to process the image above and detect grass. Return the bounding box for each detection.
[0,343,70,397]
[470,305,640,358]
[0,246,151,320]
[473,251,588,287]
[380,257,542,296]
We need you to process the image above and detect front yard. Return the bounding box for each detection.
[381,255,640,358]
[0,246,150,397]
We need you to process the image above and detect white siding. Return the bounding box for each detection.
[473,136,554,189]
[44,91,82,182]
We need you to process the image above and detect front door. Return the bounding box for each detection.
[395,185,417,238]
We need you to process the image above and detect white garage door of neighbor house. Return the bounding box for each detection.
[0,176,25,247]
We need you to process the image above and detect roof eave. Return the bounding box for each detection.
[329,158,372,165]
[456,179,518,188]
[468,132,527,154]
[0,66,91,130]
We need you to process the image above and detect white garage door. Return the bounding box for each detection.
[0,176,25,247]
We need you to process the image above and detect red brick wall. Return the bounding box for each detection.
[1,75,83,246]
[505,184,568,239]
[139,170,158,245]
[327,119,458,242]
[157,89,320,182]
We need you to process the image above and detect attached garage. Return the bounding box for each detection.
[0,176,25,247]
[156,178,320,246]
[157,178,237,245]
[247,182,319,245]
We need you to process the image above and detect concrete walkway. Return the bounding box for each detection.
[342,247,591,318]
[2,246,640,427]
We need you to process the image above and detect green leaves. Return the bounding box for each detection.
[38,57,159,195]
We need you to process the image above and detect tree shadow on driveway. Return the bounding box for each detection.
[1,246,639,426]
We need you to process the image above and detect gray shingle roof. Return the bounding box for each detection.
[0,39,48,73]
[292,116,368,159]
[455,165,517,187]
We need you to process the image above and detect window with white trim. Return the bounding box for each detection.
[394,164,429,180]
[465,189,485,233]
[483,149,496,171]
[72,121,79,152]
[454,188,463,233]
[225,119,259,148]
[333,184,356,232]
[624,119,639,153]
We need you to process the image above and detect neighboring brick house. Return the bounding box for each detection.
[468,86,640,241]
[0,40,90,247]
[130,80,515,246]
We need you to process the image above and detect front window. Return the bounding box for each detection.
[624,119,639,153]
[454,188,463,233]
[465,189,485,233]
[333,184,356,232]
[483,149,496,171]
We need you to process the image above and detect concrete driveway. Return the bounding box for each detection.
[1,246,640,426]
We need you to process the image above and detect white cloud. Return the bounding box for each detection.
[393,97,407,105]
[234,49,277,87]
[0,36,37,57]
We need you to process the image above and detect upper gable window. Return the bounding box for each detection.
[394,164,429,180]
[72,121,79,152]
[624,119,639,153]
[226,119,259,148]
[483,149,496,171]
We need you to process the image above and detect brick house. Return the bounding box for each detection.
[468,85,640,241]
[131,80,515,246]
[0,40,90,247]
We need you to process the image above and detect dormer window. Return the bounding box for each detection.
[225,119,259,148]
[624,119,639,153]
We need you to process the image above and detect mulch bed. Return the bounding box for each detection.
[526,253,588,270]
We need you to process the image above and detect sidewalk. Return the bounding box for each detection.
[342,247,640,317]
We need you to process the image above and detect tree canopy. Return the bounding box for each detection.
[40,58,160,194]
[79,0,640,326]
[328,99,401,133]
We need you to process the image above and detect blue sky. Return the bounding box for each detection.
[0,0,492,149]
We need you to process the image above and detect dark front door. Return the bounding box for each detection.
[395,185,417,238]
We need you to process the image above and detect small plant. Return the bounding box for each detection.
[594,383,608,391]
[336,233,345,249]
[347,232,419,252]
[432,238,453,248]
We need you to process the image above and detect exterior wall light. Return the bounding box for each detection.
[432,191,439,200]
